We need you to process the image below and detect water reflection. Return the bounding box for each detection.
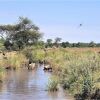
[0,65,73,100]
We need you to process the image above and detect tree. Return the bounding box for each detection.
[54,37,62,47]
[46,39,53,47]
[55,37,62,43]
[61,41,70,48]
[0,17,42,50]
[89,41,96,47]
[76,42,81,47]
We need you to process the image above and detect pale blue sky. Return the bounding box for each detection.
[0,0,100,42]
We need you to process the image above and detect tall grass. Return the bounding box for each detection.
[22,46,45,62]
[0,52,27,69]
[1,47,100,99]
[31,47,100,99]
[47,75,59,91]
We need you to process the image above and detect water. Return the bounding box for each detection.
[0,65,73,100]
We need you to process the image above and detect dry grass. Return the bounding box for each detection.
[0,51,27,69]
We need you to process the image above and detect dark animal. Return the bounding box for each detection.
[43,65,52,72]
[38,60,44,64]
[5,66,12,70]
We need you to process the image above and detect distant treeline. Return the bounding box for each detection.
[45,38,100,48]
[60,41,100,48]
[45,41,100,48]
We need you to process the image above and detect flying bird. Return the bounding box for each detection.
[79,24,83,27]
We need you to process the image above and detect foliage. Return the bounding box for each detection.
[54,37,62,47]
[46,39,53,48]
[0,17,42,50]
[47,75,59,91]
[45,39,100,48]
[30,48,100,99]
[0,38,5,51]
[89,41,96,47]
[0,51,27,69]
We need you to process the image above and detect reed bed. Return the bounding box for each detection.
[35,47,100,99]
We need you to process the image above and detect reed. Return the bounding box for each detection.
[47,75,59,91]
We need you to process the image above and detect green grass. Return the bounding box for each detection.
[28,47,100,99]
[47,75,59,91]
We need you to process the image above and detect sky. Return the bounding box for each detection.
[0,0,100,43]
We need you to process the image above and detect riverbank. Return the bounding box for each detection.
[0,47,100,99]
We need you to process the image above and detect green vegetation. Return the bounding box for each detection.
[0,38,5,51]
[0,17,100,99]
[0,17,42,50]
[0,52,27,69]
[27,47,100,99]
[47,75,59,91]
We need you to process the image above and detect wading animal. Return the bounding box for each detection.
[28,63,36,70]
[43,64,52,71]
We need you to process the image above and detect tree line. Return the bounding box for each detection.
[0,17,100,51]
[45,39,100,48]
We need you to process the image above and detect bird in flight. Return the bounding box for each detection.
[79,24,82,27]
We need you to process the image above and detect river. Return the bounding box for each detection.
[0,65,73,100]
